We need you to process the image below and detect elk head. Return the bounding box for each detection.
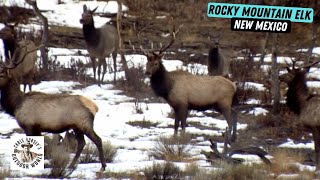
[80,5,98,25]
[142,25,181,76]
[0,23,17,40]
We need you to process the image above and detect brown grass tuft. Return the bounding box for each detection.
[80,141,117,164]
[270,149,303,175]
[48,145,76,178]
[149,135,193,162]
[141,161,181,180]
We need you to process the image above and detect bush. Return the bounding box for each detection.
[68,57,88,82]
[48,145,76,178]
[270,149,303,175]
[149,135,192,162]
[80,141,117,164]
[141,161,181,180]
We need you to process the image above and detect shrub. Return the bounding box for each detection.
[80,141,117,164]
[141,161,181,180]
[48,145,76,178]
[149,135,192,162]
[68,57,88,82]
[270,149,303,175]
[127,119,159,129]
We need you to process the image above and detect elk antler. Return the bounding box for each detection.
[137,24,182,57]
[5,44,43,69]
[158,24,182,55]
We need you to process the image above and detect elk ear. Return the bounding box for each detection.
[91,6,98,14]
[83,5,87,12]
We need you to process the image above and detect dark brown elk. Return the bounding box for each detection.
[207,39,234,77]
[80,5,119,85]
[143,31,238,142]
[0,23,38,92]
[0,62,106,171]
[286,61,320,170]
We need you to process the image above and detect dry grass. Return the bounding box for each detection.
[188,161,269,180]
[270,149,304,175]
[141,161,182,180]
[149,135,193,162]
[48,145,76,178]
[127,119,160,129]
[0,158,10,179]
[80,141,117,164]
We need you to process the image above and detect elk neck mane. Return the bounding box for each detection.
[82,22,100,47]
[286,71,309,115]
[0,78,24,116]
[208,47,219,69]
[3,38,16,59]
[150,62,173,100]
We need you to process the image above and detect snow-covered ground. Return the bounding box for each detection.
[0,0,319,178]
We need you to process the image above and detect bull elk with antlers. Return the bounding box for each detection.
[142,28,238,142]
[0,60,106,171]
[0,23,38,92]
[285,60,320,170]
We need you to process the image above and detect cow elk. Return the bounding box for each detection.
[80,5,119,85]
[0,61,106,171]
[142,29,238,142]
[0,23,38,92]
[208,39,231,77]
[285,60,320,170]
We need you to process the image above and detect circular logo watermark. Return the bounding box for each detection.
[11,136,44,170]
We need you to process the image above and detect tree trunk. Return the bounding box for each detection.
[117,0,130,82]
[271,33,280,115]
[259,32,269,67]
[26,0,49,71]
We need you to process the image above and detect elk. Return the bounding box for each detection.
[142,30,238,142]
[207,36,236,77]
[80,5,119,85]
[285,61,320,170]
[0,23,38,92]
[0,62,106,171]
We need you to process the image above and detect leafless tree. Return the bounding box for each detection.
[26,0,49,71]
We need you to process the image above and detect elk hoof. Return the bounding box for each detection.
[100,166,106,172]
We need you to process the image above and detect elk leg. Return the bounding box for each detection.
[231,109,238,142]
[23,83,27,93]
[174,106,188,135]
[312,126,320,170]
[112,51,117,83]
[69,129,85,169]
[28,75,33,92]
[220,107,233,143]
[90,57,97,83]
[85,129,106,171]
[28,84,32,92]
[100,58,106,84]
[97,61,102,86]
